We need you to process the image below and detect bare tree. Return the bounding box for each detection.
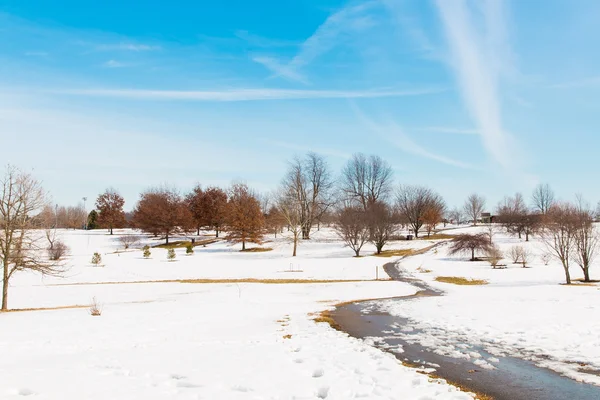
[96,188,127,235]
[463,193,486,225]
[341,153,394,210]
[573,197,598,282]
[448,207,464,225]
[0,166,64,310]
[118,235,141,250]
[282,153,334,240]
[541,202,578,284]
[335,206,370,257]
[368,201,396,254]
[39,204,58,249]
[448,233,492,261]
[395,185,445,238]
[532,183,555,215]
[275,187,302,256]
[48,241,69,261]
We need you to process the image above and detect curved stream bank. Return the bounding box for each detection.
[331,261,600,400]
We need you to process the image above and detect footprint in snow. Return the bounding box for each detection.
[312,368,324,378]
[317,386,329,399]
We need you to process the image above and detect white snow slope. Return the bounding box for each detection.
[1,229,473,400]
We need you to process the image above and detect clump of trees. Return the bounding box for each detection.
[541,199,599,284]
[395,185,445,238]
[132,187,192,244]
[186,185,228,237]
[335,206,371,257]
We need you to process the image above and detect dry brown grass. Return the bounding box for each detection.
[312,310,341,330]
[0,304,89,313]
[435,276,488,285]
[373,249,414,257]
[420,233,454,240]
[282,334,292,339]
[89,297,102,316]
[49,278,372,287]
[240,247,273,253]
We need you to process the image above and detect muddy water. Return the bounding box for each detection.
[331,262,600,400]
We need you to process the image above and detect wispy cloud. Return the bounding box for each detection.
[549,76,600,89]
[94,42,161,52]
[102,60,129,68]
[253,1,378,83]
[52,86,444,102]
[434,0,515,170]
[24,51,48,57]
[235,30,299,48]
[351,103,474,169]
[416,126,479,135]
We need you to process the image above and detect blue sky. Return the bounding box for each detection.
[1,0,599,211]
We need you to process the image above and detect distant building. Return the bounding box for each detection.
[481,212,495,224]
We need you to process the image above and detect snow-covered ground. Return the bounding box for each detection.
[1,228,473,400]
[374,225,600,385]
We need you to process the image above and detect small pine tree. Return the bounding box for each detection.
[142,245,151,259]
[167,248,176,261]
[186,243,194,255]
[91,252,102,266]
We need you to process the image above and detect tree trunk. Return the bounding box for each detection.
[197,227,200,236]
[583,267,590,282]
[242,240,246,251]
[292,235,297,257]
[354,249,360,257]
[2,263,8,310]
[215,228,219,238]
[165,233,169,245]
[110,227,113,235]
[525,231,529,241]
[471,248,475,261]
[564,265,571,284]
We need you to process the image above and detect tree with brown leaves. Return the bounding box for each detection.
[132,187,192,244]
[96,188,126,235]
[1,166,64,310]
[201,187,228,238]
[225,183,265,251]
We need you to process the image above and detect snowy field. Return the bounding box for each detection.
[374,226,600,385]
[1,228,473,400]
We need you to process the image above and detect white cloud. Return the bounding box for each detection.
[95,43,161,52]
[52,86,444,102]
[253,1,379,83]
[416,126,479,135]
[102,60,128,68]
[434,0,516,170]
[351,103,475,169]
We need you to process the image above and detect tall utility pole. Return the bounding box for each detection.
[82,197,87,230]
